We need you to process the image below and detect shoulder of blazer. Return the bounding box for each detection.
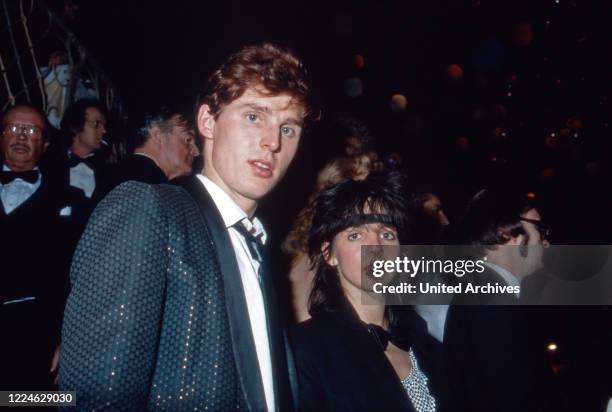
[169,176,227,232]
[291,311,351,351]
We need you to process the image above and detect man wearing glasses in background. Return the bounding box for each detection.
[0,105,73,389]
[58,99,109,203]
[442,188,562,412]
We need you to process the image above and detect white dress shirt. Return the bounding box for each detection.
[0,164,41,214]
[68,151,95,198]
[415,304,450,343]
[197,175,275,412]
[484,261,521,297]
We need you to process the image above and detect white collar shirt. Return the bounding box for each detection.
[484,261,521,297]
[68,150,95,198]
[0,164,41,214]
[197,174,274,412]
[415,304,450,343]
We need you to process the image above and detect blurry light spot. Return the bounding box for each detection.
[547,343,558,351]
[389,94,407,112]
[447,64,463,80]
[354,54,365,69]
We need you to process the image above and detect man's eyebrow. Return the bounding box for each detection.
[239,103,304,125]
[239,103,271,113]
[282,117,304,127]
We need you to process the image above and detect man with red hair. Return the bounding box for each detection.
[61,43,316,411]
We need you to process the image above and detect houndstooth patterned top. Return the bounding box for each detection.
[401,349,437,412]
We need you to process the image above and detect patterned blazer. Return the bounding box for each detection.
[60,176,295,411]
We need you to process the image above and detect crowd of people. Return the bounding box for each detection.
[1,42,610,411]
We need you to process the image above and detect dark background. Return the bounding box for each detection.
[60,0,612,245]
[44,0,612,377]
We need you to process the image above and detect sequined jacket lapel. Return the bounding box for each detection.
[175,176,269,411]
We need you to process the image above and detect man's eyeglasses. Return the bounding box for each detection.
[86,120,106,130]
[520,217,551,239]
[2,123,43,140]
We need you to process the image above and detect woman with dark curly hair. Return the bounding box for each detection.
[290,170,440,412]
[283,151,382,321]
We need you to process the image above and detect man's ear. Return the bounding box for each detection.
[149,126,163,146]
[197,104,215,140]
[322,241,338,266]
[42,141,49,153]
[507,234,523,246]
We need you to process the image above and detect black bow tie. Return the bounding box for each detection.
[0,169,39,184]
[366,323,412,352]
[68,153,95,168]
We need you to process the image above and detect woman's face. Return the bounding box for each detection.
[326,222,400,295]
[352,155,372,180]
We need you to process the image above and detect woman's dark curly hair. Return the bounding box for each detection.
[307,170,412,315]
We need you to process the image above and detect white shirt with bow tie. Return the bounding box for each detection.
[0,164,41,214]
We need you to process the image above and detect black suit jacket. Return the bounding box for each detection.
[291,301,451,412]
[41,143,112,206]
[443,267,565,412]
[60,176,295,411]
[109,153,168,190]
[0,175,74,389]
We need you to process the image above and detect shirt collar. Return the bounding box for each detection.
[196,175,267,244]
[68,149,95,159]
[483,261,520,295]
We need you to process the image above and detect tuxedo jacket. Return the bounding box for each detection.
[109,154,168,189]
[443,267,565,412]
[60,176,296,411]
[0,176,74,389]
[41,143,112,207]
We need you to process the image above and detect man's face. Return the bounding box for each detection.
[1,107,47,171]
[73,107,106,154]
[160,115,199,179]
[198,87,304,214]
[352,154,372,180]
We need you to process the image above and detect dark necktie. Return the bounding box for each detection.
[366,323,412,352]
[0,169,39,184]
[234,219,294,407]
[232,219,266,284]
[68,153,96,169]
